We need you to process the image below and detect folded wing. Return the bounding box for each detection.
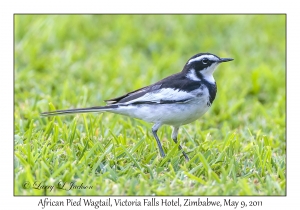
[105,73,203,105]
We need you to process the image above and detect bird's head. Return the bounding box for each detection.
[184,53,233,83]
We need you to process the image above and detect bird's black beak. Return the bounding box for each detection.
[219,58,234,63]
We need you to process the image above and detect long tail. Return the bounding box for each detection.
[41,105,118,117]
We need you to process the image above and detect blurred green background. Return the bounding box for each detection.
[14,15,285,195]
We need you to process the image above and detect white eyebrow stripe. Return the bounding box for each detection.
[186,69,201,81]
[187,54,218,64]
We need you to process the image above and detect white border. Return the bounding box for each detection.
[2,1,298,209]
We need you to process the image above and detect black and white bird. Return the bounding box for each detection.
[41,53,233,161]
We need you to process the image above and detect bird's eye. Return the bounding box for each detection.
[202,58,209,64]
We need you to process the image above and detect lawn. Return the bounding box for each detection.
[14,14,286,195]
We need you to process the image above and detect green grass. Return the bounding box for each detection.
[14,15,286,195]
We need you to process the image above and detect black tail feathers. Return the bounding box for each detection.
[41,105,118,117]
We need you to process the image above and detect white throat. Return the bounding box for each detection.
[202,74,215,84]
[200,63,219,84]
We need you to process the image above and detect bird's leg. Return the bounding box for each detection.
[172,126,189,161]
[152,123,165,158]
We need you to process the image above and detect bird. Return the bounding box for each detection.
[41,52,233,161]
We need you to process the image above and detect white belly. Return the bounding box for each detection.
[109,96,211,126]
